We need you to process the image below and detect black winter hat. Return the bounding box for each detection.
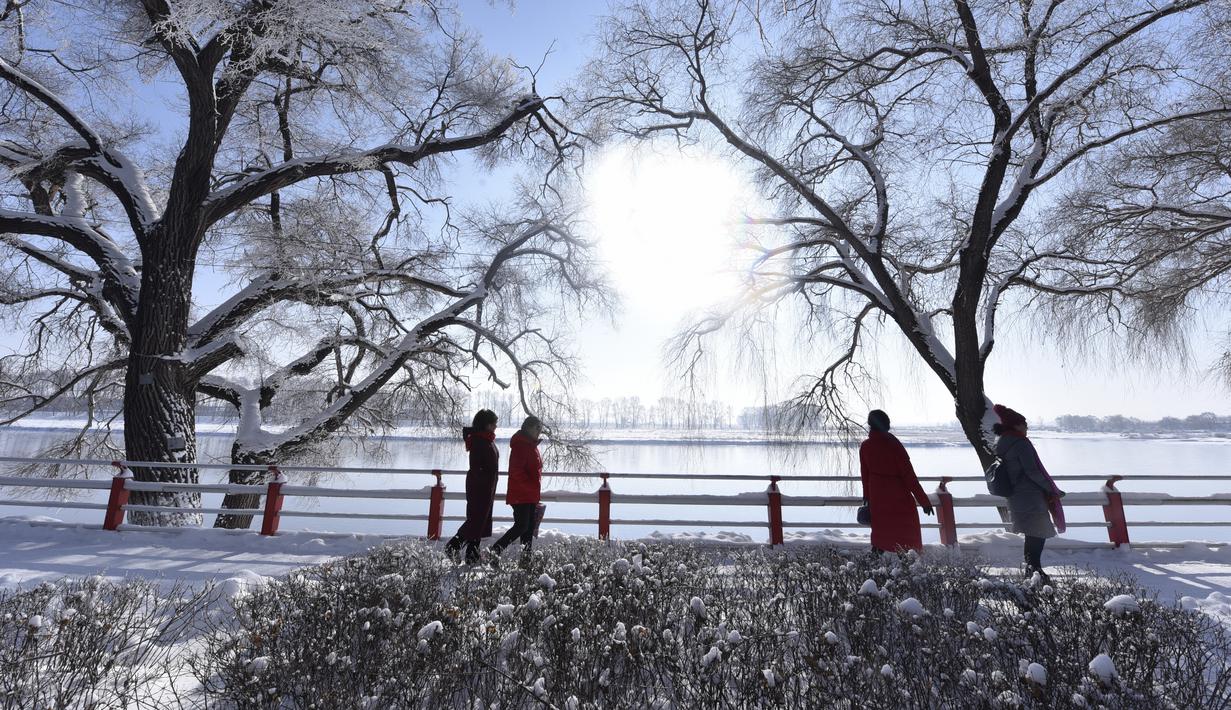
[867,409,891,432]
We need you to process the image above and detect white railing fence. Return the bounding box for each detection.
[0,456,1229,547]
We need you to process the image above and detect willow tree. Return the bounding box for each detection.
[0,1,591,524]
[583,0,1231,462]
[1046,104,1231,388]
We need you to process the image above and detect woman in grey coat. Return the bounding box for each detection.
[992,404,1066,583]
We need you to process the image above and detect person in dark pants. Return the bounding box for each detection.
[993,404,1066,584]
[491,416,544,563]
[860,409,934,553]
[445,409,500,564]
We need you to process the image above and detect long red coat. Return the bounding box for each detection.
[859,430,930,552]
[505,430,543,505]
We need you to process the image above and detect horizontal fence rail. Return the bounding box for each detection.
[0,458,1229,548]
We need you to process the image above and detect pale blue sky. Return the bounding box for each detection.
[3,1,1226,426]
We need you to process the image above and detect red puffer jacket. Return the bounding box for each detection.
[505,430,542,505]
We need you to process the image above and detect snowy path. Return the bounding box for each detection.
[0,516,400,589]
[1,516,1228,623]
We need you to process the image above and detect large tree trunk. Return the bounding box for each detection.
[214,447,273,530]
[122,239,201,526]
[122,345,201,526]
[951,273,1010,523]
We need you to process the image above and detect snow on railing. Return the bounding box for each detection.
[0,457,1229,547]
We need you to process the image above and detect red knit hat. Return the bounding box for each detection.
[993,404,1026,427]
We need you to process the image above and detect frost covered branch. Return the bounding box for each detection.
[0,1,591,526]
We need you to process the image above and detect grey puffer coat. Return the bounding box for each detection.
[995,435,1056,539]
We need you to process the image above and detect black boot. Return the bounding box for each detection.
[444,535,463,563]
[1025,565,1052,586]
[464,540,481,565]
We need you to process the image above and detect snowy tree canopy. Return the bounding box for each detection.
[0,0,603,525]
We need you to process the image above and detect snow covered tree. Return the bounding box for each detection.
[0,1,596,525]
[582,0,1231,462]
[203,209,603,529]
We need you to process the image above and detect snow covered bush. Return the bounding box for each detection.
[3,540,1229,708]
[0,577,213,708]
[192,539,1231,708]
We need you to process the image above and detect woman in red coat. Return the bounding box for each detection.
[445,409,500,564]
[490,416,544,559]
[859,409,934,553]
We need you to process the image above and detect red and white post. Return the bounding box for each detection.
[102,461,131,531]
[598,473,611,541]
[935,477,958,547]
[1102,475,1130,548]
[259,466,287,537]
[766,475,785,546]
[427,469,445,540]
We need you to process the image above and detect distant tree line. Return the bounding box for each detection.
[1055,412,1231,433]
[471,393,847,432]
[471,391,736,431]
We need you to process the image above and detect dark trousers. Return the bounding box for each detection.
[1024,535,1046,569]
[491,504,537,553]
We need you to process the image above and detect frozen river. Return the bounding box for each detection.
[1,425,1228,544]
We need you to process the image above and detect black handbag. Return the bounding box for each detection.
[856,501,871,526]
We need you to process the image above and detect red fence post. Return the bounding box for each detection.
[936,477,958,547]
[427,469,445,540]
[1102,475,1130,548]
[598,473,611,541]
[259,466,287,537]
[102,461,131,531]
[766,475,785,546]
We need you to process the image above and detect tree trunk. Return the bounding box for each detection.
[122,239,201,526]
[122,348,201,526]
[951,271,1010,523]
[214,447,272,530]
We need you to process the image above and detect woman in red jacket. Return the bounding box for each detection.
[490,416,544,559]
[445,409,500,564]
[860,409,934,553]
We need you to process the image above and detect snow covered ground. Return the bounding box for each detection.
[2,515,1227,625]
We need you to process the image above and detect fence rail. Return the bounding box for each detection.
[0,458,1229,547]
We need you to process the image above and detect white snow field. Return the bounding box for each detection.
[1,516,1227,624]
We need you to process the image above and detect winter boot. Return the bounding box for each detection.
[444,535,464,564]
[463,540,481,565]
[1025,565,1052,587]
[488,544,506,569]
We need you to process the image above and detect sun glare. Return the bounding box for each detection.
[586,145,754,313]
